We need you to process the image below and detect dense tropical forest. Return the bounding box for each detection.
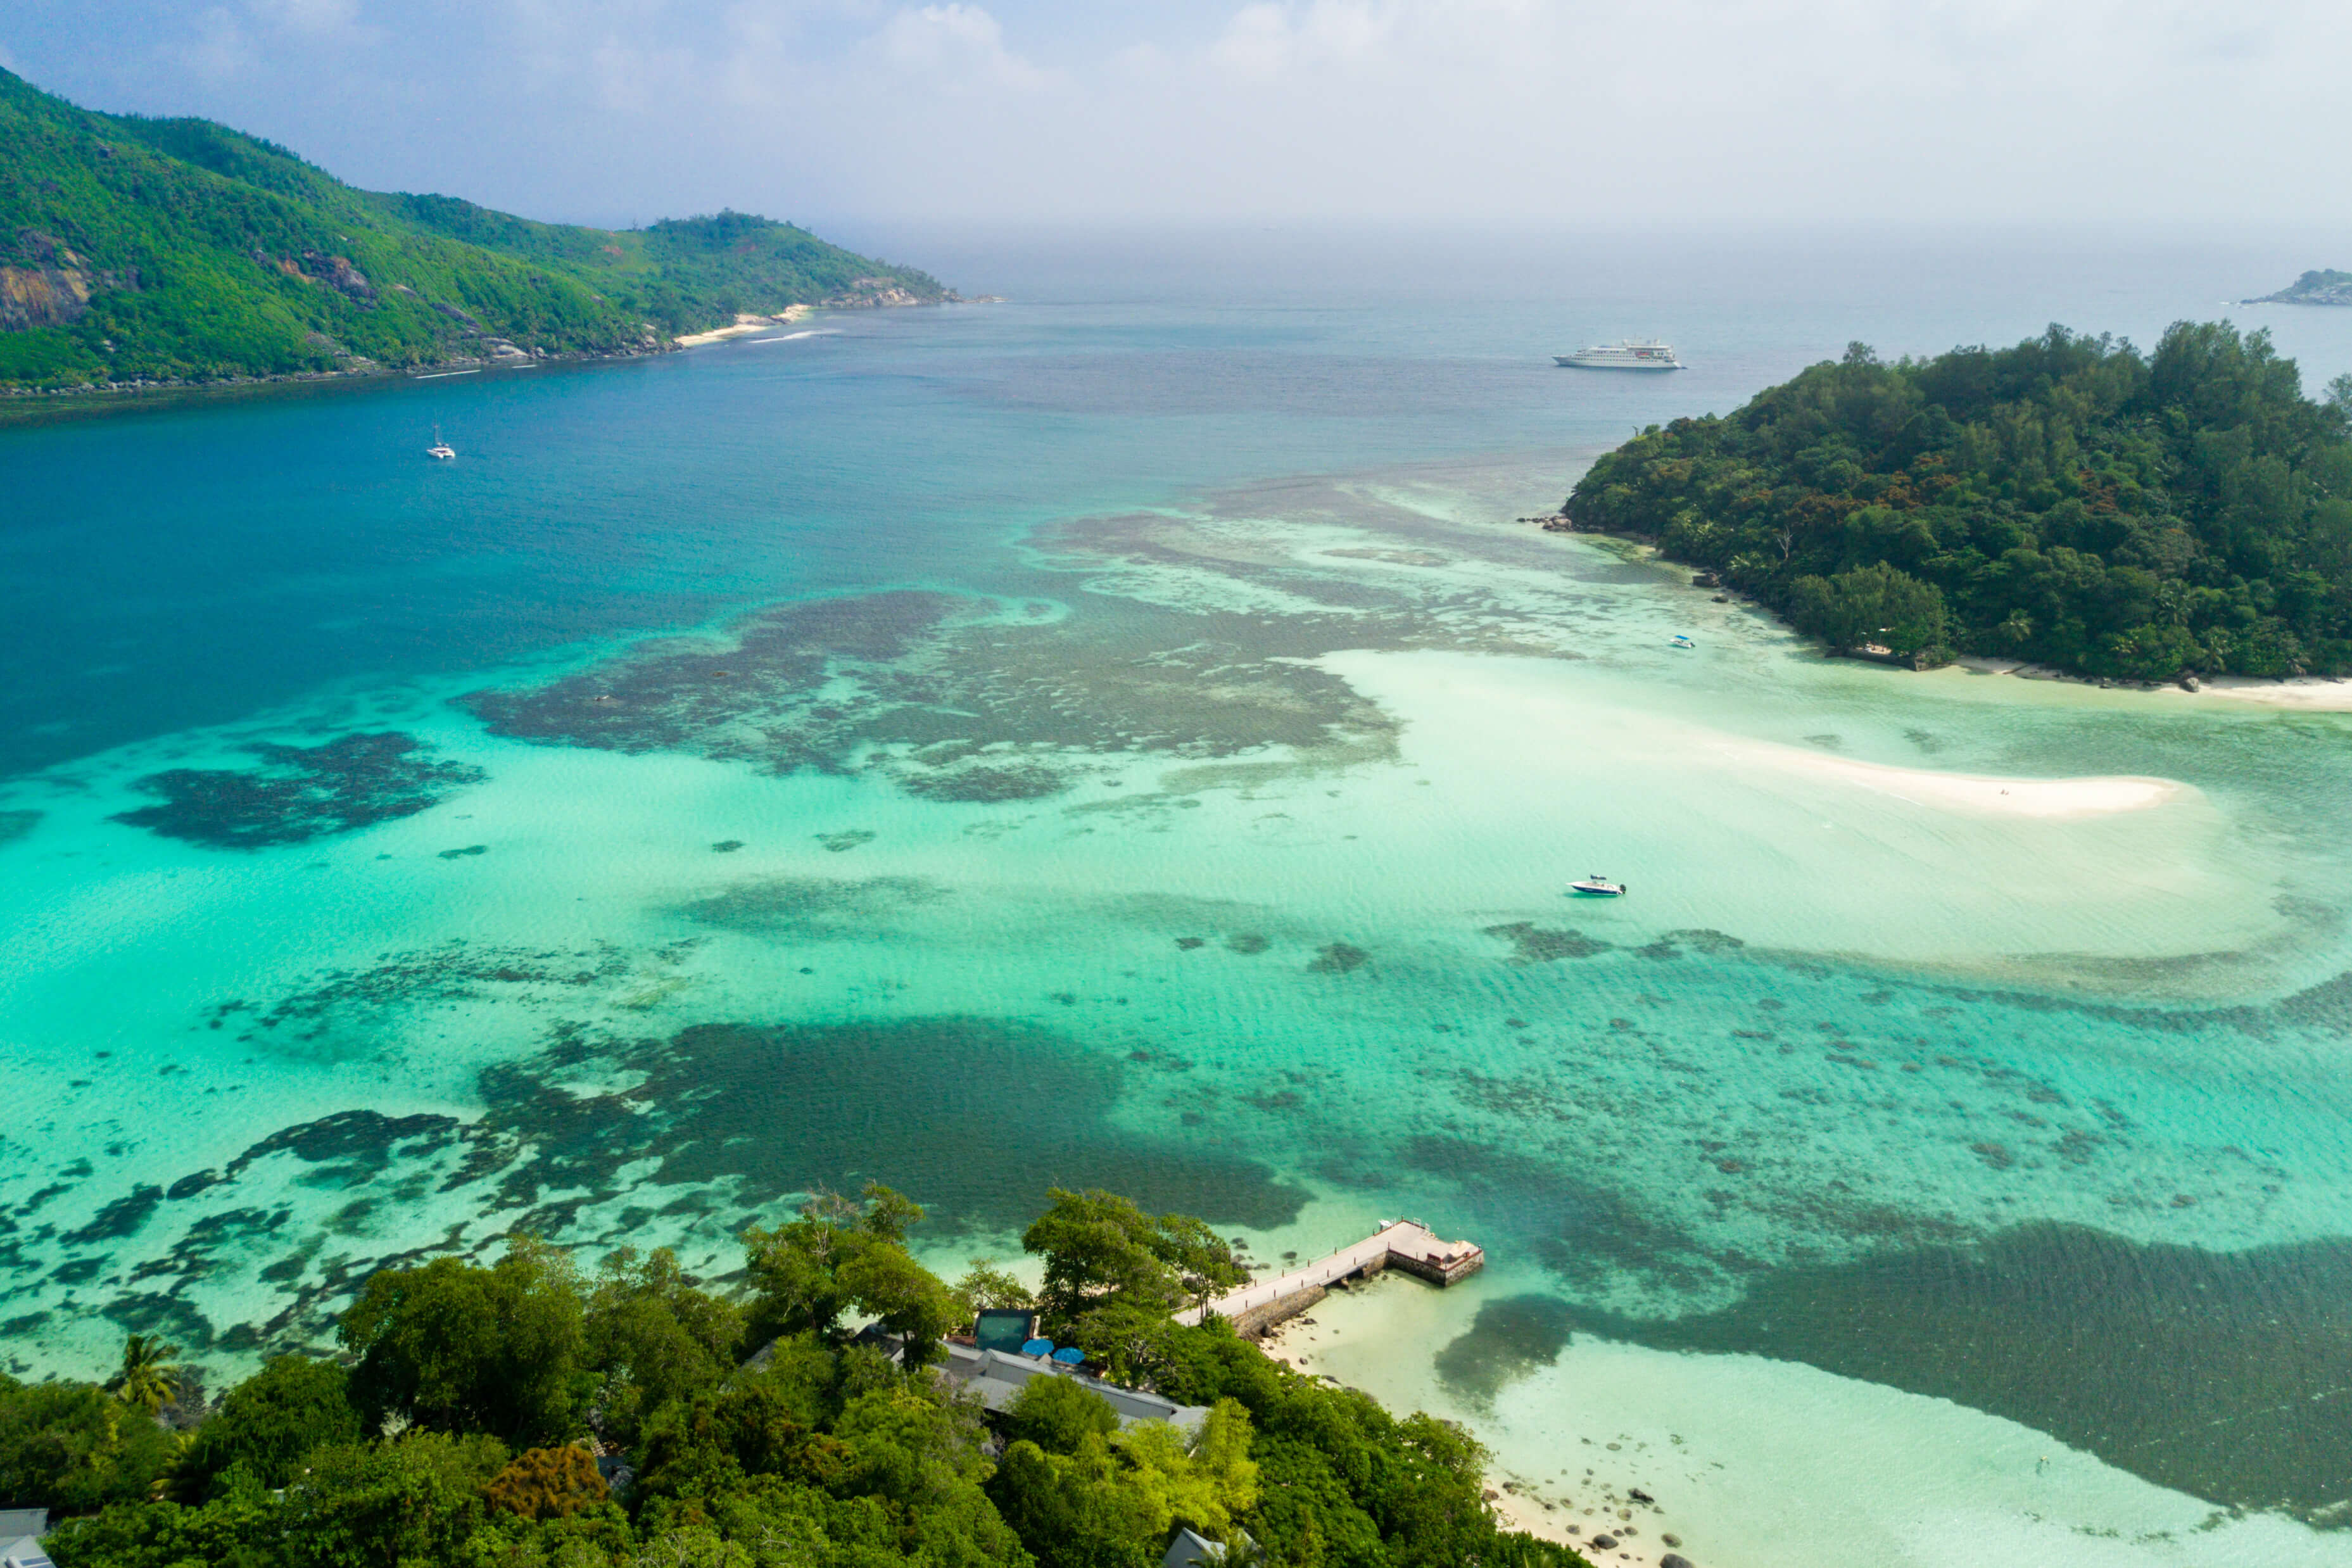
[1563,324,2352,680]
[0,1185,1584,1568]
[0,68,947,393]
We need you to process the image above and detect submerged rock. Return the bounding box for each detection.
[1306,942,1369,973]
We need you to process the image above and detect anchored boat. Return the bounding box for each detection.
[1569,874,1628,897]
[1555,339,1683,370]
[426,425,456,460]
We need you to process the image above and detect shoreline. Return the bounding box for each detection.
[0,345,669,426]
[1531,521,2352,716]
[0,294,983,426]
[1956,655,2352,712]
[1255,1277,1696,1566]
[674,303,818,347]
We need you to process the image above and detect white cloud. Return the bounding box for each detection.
[44,0,2352,232]
[179,7,256,84]
[246,0,369,39]
[1211,4,1293,79]
[875,4,1052,89]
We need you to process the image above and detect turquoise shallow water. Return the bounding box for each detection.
[8,231,2352,1564]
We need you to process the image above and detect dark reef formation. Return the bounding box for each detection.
[457,588,1402,802]
[111,732,483,847]
[1538,1225,2352,1521]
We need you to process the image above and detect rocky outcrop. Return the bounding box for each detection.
[298,250,375,302]
[0,229,128,330]
[0,262,94,329]
[827,277,935,308]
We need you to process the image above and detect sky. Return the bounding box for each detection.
[8,0,2352,238]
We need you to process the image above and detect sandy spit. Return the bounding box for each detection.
[675,304,815,347]
[1712,736,2184,819]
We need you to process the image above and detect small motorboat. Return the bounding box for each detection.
[1569,874,1628,897]
[1670,635,1695,649]
[426,424,456,460]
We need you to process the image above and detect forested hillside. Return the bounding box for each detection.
[0,68,947,392]
[1564,324,2352,679]
[1,1186,1585,1568]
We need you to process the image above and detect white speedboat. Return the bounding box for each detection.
[426,425,456,460]
[1671,635,1695,648]
[1569,874,1628,897]
[1555,340,1683,370]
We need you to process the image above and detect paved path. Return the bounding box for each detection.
[1179,1220,1483,1325]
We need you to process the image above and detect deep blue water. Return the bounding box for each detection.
[9,229,2349,778]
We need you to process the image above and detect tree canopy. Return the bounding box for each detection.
[16,1190,1590,1568]
[1023,1188,1249,1331]
[1564,322,2352,680]
[742,1183,965,1372]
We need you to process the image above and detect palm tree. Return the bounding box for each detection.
[113,1334,182,1415]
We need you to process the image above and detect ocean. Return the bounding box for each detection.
[6,227,2352,1565]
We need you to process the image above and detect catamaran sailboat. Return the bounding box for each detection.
[426,426,456,460]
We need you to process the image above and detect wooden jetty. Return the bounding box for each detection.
[1179,1220,1484,1336]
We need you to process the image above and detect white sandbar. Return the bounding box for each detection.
[1711,737,2183,819]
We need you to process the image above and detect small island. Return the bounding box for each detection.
[0,68,952,399]
[2242,270,2352,307]
[1558,324,2352,681]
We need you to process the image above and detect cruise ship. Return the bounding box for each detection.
[1555,339,1683,370]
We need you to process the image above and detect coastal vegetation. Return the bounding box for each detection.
[1563,324,2352,679]
[1,1184,1584,1568]
[0,68,947,394]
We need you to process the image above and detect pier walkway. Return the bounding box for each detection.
[1178,1220,1483,1329]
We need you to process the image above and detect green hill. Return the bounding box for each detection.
[1563,324,2352,680]
[0,68,949,393]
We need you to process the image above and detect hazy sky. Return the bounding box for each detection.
[8,0,2351,236]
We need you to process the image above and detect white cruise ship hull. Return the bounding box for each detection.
[1555,351,1682,370]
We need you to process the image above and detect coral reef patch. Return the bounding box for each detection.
[457,586,1400,797]
[111,733,484,847]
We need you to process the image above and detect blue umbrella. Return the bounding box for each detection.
[1052,1346,1086,1365]
[1020,1337,1055,1358]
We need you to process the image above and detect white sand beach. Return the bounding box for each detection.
[1710,737,2185,819]
[1960,657,2352,714]
[2165,674,2352,712]
[675,304,815,346]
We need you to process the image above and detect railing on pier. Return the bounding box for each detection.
[1179,1219,1483,1327]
